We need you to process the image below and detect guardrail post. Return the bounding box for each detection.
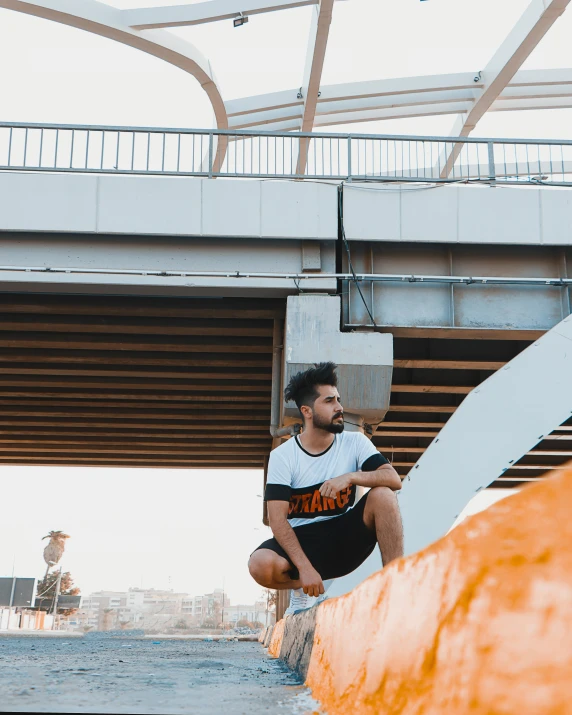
[347,136,352,182]
[208,132,214,178]
[488,141,496,184]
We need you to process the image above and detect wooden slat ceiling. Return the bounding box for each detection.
[2,294,567,487]
[0,294,283,469]
[373,336,572,489]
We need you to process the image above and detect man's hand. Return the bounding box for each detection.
[299,565,324,598]
[319,473,353,499]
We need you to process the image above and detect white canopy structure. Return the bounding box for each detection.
[2,0,572,172]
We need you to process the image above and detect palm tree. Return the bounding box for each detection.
[42,531,70,581]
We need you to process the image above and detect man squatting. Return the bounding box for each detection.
[248,361,404,615]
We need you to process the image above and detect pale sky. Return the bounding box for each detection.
[2,0,572,138]
[1,466,273,604]
[0,0,560,602]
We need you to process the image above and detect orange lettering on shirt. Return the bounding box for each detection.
[310,490,323,513]
[336,492,345,508]
[322,496,336,511]
[289,495,301,514]
[301,494,311,513]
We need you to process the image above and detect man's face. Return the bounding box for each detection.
[307,384,344,434]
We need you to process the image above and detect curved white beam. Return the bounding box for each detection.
[441,0,571,177]
[296,0,335,174]
[122,0,318,30]
[227,68,572,130]
[313,102,473,128]
[225,72,479,119]
[400,316,572,555]
[1,0,229,167]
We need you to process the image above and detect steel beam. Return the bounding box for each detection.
[441,0,571,177]
[399,314,572,555]
[227,67,572,131]
[122,0,318,30]
[296,0,335,174]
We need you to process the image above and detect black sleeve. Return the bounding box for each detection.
[361,452,389,472]
[264,484,292,502]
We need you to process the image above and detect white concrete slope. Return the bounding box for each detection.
[399,314,572,556]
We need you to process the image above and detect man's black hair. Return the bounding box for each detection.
[284,361,338,416]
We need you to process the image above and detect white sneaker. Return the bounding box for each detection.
[284,580,333,616]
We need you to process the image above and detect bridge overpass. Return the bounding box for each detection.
[1,123,572,488]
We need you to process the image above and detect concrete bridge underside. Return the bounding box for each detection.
[0,291,570,486]
[1,175,572,486]
[0,293,281,470]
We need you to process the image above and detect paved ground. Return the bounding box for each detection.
[0,636,318,714]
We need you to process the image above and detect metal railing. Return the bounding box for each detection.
[2,121,572,185]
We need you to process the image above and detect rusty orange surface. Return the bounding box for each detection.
[268,617,285,658]
[306,465,572,715]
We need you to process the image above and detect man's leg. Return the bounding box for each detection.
[362,486,404,566]
[248,549,302,590]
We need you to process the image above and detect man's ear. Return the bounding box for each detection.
[300,404,312,422]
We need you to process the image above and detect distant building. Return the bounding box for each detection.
[223,600,271,627]
[78,586,268,631]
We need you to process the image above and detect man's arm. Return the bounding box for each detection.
[319,463,402,499]
[267,501,324,597]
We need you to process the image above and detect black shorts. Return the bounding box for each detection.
[253,491,377,581]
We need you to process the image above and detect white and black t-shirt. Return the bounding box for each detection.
[264,431,388,528]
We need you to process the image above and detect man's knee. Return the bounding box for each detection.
[368,485,398,506]
[248,550,276,587]
[365,486,400,523]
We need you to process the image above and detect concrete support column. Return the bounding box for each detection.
[277,294,394,599]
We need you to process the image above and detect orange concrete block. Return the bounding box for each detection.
[268,617,286,658]
[306,465,572,715]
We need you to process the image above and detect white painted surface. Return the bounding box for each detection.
[285,295,392,366]
[122,0,319,29]
[400,314,572,556]
[0,172,98,233]
[260,181,334,239]
[98,176,202,235]
[401,186,457,244]
[227,67,572,131]
[458,186,540,244]
[344,185,401,241]
[0,173,338,240]
[539,188,572,244]
[344,183,572,246]
[3,171,572,246]
[202,179,262,237]
[0,235,336,294]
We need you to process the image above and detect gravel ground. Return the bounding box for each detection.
[0,636,318,714]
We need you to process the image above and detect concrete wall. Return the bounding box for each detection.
[4,173,572,248]
[271,464,572,715]
[0,233,336,296]
[0,173,338,240]
[343,183,572,246]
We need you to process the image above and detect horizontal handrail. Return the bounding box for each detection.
[1,121,572,146]
[1,122,572,185]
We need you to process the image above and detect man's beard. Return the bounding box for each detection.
[312,412,345,434]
